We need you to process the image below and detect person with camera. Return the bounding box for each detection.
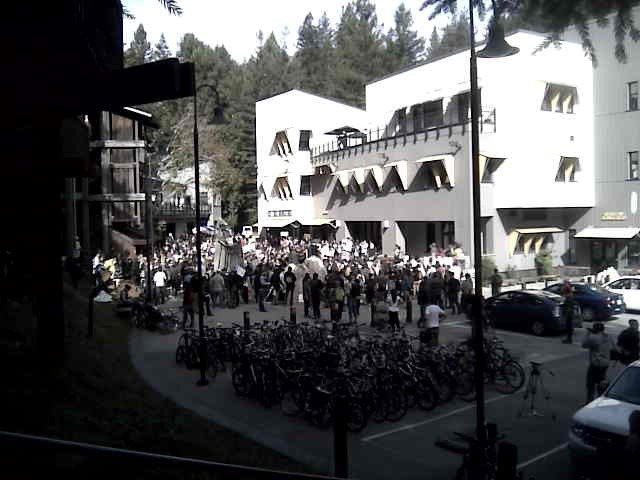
[582,321,614,403]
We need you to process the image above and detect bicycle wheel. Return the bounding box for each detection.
[385,389,408,422]
[175,345,186,365]
[206,350,219,380]
[494,360,525,394]
[280,387,302,416]
[232,365,251,396]
[370,393,387,423]
[416,381,437,411]
[345,399,368,433]
[185,345,199,370]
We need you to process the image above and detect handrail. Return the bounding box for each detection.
[311,108,496,159]
[0,430,345,480]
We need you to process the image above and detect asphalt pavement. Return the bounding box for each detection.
[128,298,636,479]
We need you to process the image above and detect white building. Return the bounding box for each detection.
[256,31,594,274]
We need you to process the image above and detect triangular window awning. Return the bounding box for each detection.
[383,161,409,190]
[479,154,506,183]
[334,170,352,191]
[270,130,293,156]
[508,227,564,256]
[415,155,455,188]
[555,157,579,182]
[368,165,385,189]
[270,176,293,199]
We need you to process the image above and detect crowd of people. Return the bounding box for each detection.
[91,232,475,338]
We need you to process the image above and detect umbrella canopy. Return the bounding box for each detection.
[324,126,362,136]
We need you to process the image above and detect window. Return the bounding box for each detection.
[628,81,639,111]
[395,109,407,134]
[300,175,312,196]
[541,84,577,113]
[411,104,424,132]
[299,130,311,151]
[270,131,293,156]
[567,229,577,265]
[555,157,579,182]
[629,151,639,180]
[424,100,443,128]
[456,92,470,123]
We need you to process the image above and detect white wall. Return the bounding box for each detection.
[256,90,366,231]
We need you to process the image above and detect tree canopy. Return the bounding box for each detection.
[421,0,640,64]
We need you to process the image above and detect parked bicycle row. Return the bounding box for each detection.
[174,320,526,432]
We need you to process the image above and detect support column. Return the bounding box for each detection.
[81,178,90,258]
[99,112,111,254]
[382,221,402,256]
[64,177,77,257]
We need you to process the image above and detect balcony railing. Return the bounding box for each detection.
[311,108,496,164]
[155,204,211,218]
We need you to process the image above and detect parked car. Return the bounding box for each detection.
[568,360,640,476]
[602,276,640,311]
[484,290,582,336]
[544,282,625,321]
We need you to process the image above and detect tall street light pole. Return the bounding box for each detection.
[192,63,225,387]
[468,0,519,464]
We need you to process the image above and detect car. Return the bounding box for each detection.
[484,289,582,336]
[602,276,640,311]
[544,282,625,321]
[568,361,640,476]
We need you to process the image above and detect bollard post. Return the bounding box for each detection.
[496,441,518,480]
[333,395,349,478]
[370,302,375,327]
[406,295,412,323]
[289,306,297,325]
[521,281,526,290]
[544,278,550,288]
[243,311,250,331]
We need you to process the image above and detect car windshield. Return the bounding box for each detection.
[587,285,613,295]
[605,367,640,405]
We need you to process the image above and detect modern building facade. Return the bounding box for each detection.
[256,31,593,273]
[568,6,640,273]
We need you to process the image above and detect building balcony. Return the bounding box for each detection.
[155,204,212,219]
[310,108,496,169]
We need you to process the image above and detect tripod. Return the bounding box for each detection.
[518,361,555,419]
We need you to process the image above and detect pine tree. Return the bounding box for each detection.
[425,12,470,60]
[334,0,387,107]
[124,24,151,67]
[294,12,336,97]
[151,33,171,61]
[385,3,426,71]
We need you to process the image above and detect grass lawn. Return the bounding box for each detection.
[0,279,310,479]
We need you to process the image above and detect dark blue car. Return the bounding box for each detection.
[484,290,582,336]
[543,282,625,321]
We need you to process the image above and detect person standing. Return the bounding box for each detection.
[561,282,576,344]
[302,273,311,318]
[423,302,446,346]
[310,273,324,321]
[258,267,271,312]
[582,322,614,403]
[349,277,362,321]
[270,266,282,305]
[617,319,640,365]
[283,266,296,306]
[447,273,461,315]
[152,267,168,305]
[460,273,473,314]
[417,276,430,327]
[489,269,503,297]
[387,290,402,330]
[181,277,195,329]
[209,270,225,307]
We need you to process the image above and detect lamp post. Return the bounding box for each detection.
[468,0,519,463]
[191,63,225,387]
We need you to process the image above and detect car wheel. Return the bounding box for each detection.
[581,307,595,322]
[531,320,546,336]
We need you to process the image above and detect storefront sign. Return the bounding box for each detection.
[600,211,627,221]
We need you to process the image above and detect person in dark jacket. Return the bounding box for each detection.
[309,273,324,320]
[562,282,576,344]
[349,278,362,320]
[302,273,311,317]
[447,273,461,315]
[617,319,639,365]
[283,266,296,306]
[417,277,430,327]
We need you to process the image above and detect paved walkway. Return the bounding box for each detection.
[128,295,624,479]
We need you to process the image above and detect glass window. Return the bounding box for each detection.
[300,175,312,196]
[299,130,311,151]
[606,367,640,405]
[395,109,407,134]
[568,229,577,265]
[411,104,424,132]
[629,238,640,267]
[629,151,639,180]
[424,99,443,128]
[628,81,639,111]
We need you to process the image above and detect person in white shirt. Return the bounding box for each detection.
[153,268,168,305]
[422,303,446,346]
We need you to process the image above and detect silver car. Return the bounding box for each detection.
[568,361,640,474]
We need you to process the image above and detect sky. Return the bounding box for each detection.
[123,0,458,62]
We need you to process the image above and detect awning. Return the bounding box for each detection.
[368,165,385,189]
[261,218,296,229]
[383,161,408,190]
[415,154,455,187]
[300,218,337,227]
[516,227,563,234]
[334,170,352,190]
[574,227,640,239]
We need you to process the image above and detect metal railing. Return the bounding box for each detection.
[311,108,496,163]
[155,204,211,218]
[0,430,345,480]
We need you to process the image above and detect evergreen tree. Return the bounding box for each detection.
[124,24,151,67]
[334,0,387,107]
[151,33,171,61]
[425,12,470,60]
[294,12,336,97]
[249,32,294,100]
[385,3,426,71]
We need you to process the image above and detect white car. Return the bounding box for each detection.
[603,276,640,310]
[568,361,640,475]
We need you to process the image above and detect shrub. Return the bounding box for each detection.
[481,256,497,284]
[535,248,554,276]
